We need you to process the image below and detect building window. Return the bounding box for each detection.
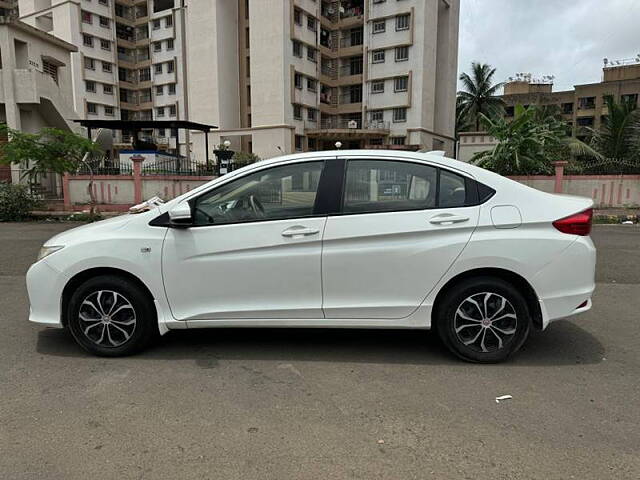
[165,16,173,27]
[294,8,302,25]
[157,107,165,117]
[83,34,93,47]
[307,108,317,122]
[505,105,515,117]
[576,116,594,126]
[307,78,317,92]
[293,104,302,120]
[102,61,112,73]
[395,14,410,31]
[139,67,151,81]
[370,110,384,123]
[153,42,162,52]
[166,39,174,50]
[394,76,408,92]
[153,19,161,30]
[158,128,166,137]
[295,135,304,151]
[307,15,316,31]
[371,80,384,93]
[85,57,95,70]
[100,39,111,50]
[621,93,638,107]
[293,40,302,57]
[294,72,303,89]
[393,107,407,122]
[391,136,406,145]
[307,46,317,63]
[99,0,108,5]
[308,137,317,150]
[87,103,98,115]
[372,20,385,33]
[372,49,385,63]
[168,83,176,95]
[578,97,595,109]
[103,84,113,95]
[169,105,176,117]
[99,16,110,27]
[85,81,96,93]
[561,102,574,114]
[82,11,92,24]
[42,60,58,83]
[104,106,115,116]
[154,64,163,74]
[167,60,174,73]
[395,46,409,62]
[156,85,164,95]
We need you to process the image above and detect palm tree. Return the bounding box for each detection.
[590,95,640,161]
[472,105,602,176]
[457,62,505,131]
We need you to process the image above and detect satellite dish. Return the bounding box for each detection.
[79,128,113,170]
[93,128,113,152]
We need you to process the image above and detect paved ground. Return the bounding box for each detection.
[1,222,639,480]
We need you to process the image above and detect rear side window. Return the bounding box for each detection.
[343,160,437,213]
[439,170,467,207]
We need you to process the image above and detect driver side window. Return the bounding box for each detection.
[193,161,324,225]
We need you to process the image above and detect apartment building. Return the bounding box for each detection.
[19,0,187,153]
[500,60,640,142]
[188,0,460,160]
[0,16,77,190]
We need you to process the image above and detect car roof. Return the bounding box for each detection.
[248,149,497,182]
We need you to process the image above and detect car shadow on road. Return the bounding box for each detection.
[36,319,604,367]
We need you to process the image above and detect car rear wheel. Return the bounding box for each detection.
[436,277,531,363]
[67,275,158,356]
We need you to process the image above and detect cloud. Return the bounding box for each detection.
[458,0,640,92]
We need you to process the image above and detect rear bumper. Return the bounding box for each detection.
[533,236,596,329]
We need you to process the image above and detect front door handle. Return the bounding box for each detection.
[429,214,469,226]
[281,226,320,238]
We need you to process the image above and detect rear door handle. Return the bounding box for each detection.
[429,214,469,225]
[281,226,320,238]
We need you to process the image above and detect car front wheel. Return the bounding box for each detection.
[67,275,158,356]
[436,277,531,363]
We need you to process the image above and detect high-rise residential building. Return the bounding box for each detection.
[500,60,640,142]
[19,0,188,153]
[18,0,459,161]
[188,0,460,159]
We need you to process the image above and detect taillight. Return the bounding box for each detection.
[553,208,593,236]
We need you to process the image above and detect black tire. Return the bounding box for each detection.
[436,276,531,363]
[67,275,158,356]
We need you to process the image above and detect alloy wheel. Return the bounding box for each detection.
[453,292,517,353]
[78,290,137,348]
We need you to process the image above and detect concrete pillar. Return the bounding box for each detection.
[131,154,145,203]
[553,161,568,194]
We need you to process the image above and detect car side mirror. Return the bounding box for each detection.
[167,202,193,227]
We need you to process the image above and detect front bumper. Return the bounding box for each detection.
[26,259,65,328]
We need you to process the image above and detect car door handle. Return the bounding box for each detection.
[429,214,470,225]
[281,226,320,238]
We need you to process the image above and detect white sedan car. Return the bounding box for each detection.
[26,150,596,362]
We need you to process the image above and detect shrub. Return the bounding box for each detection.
[0,182,41,221]
[233,151,261,167]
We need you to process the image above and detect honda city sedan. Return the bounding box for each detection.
[26,150,596,362]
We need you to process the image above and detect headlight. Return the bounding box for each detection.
[37,245,64,262]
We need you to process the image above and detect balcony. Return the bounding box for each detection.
[305,118,390,138]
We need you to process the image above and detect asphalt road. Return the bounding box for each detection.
[1,222,639,479]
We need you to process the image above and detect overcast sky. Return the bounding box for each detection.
[458,0,640,93]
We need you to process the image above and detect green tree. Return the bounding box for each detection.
[590,95,640,161]
[457,62,505,132]
[0,124,101,210]
[472,105,601,175]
